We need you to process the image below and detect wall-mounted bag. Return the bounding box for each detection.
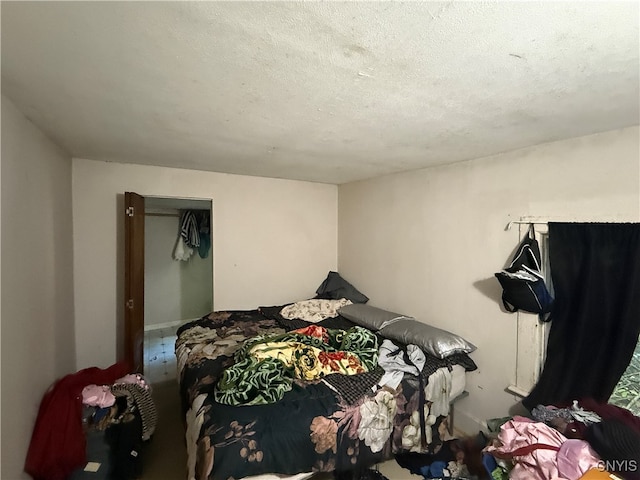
[495,225,554,321]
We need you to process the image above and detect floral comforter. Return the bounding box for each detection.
[176,308,475,480]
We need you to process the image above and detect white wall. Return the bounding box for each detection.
[338,126,640,434]
[180,238,213,321]
[72,160,338,369]
[145,215,182,327]
[1,95,76,479]
[145,212,213,328]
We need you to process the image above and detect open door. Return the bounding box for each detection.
[124,192,145,373]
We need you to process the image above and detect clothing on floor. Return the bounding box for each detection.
[110,383,157,441]
[82,384,117,408]
[396,437,484,479]
[115,373,150,390]
[104,400,144,480]
[24,362,130,480]
[485,416,601,480]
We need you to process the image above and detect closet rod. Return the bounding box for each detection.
[145,213,181,218]
[505,220,548,230]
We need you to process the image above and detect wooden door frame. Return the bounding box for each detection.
[123,194,215,374]
[124,192,145,373]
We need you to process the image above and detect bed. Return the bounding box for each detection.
[176,279,477,480]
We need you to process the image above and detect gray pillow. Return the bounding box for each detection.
[378,318,476,359]
[338,304,413,331]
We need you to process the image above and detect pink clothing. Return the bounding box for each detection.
[557,439,601,480]
[486,416,600,480]
[81,384,116,408]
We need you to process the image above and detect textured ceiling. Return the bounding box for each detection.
[2,1,639,184]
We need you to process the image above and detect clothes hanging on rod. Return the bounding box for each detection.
[195,211,211,259]
[172,210,211,261]
[180,211,200,249]
[172,235,193,262]
[172,210,198,261]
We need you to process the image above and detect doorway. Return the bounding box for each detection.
[124,193,213,383]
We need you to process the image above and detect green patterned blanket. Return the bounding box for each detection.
[214,325,378,405]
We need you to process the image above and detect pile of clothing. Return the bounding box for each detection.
[79,373,157,479]
[81,373,156,441]
[25,363,157,480]
[486,399,640,480]
[395,433,489,479]
[394,399,640,480]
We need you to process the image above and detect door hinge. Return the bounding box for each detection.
[126,206,135,217]
[126,299,134,309]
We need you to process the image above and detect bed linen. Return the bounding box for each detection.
[176,307,476,480]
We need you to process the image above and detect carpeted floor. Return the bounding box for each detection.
[140,379,187,479]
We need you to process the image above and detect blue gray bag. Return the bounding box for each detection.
[495,225,554,321]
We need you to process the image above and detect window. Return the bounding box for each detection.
[610,339,640,415]
[506,219,640,408]
[506,223,551,397]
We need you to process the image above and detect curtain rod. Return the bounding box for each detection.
[505,220,548,231]
[506,220,635,231]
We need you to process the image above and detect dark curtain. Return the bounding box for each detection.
[523,223,640,411]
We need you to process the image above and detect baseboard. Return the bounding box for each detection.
[144,319,197,332]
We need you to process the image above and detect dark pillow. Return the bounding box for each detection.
[315,271,369,304]
[338,304,412,331]
[378,318,476,359]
